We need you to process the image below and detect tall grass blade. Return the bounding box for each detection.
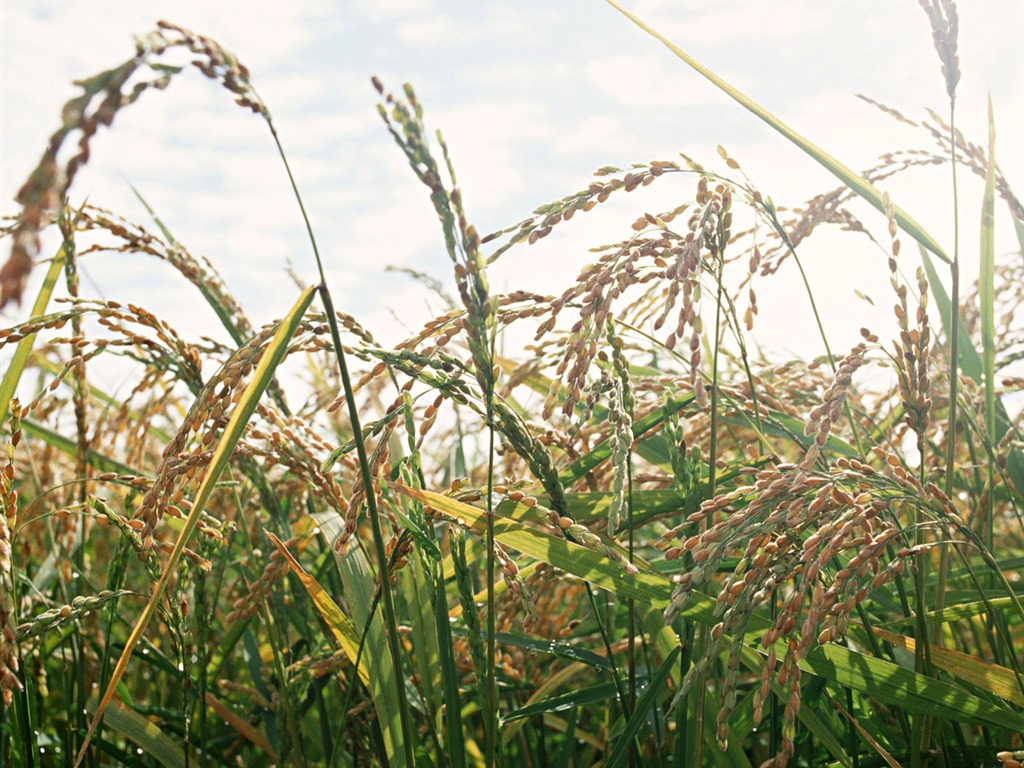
[919,250,981,386]
[395,486,674,607]
[73,284,317,767]
[18,418,139,476]
[500,660,610,747]
[803,642,1024,731]
[93,697,188,768]
[604,646,679,768]
[0,244,67,425]
[204,692,278,759]
[979,96,997,445]
[264,531,370,685]
[397,486,1024,730]
[433,572,467,768]
[979,94,1000,589]
[502,682,619,724]
[921,245,1024,496]
[604,0,950,264]
[872,627,1024,707]
[311,509,410,768]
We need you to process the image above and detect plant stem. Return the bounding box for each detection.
[627,458,636,768]
[485,420,498,768]
[267,117,416,768]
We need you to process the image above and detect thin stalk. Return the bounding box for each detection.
[582,588,649,766]
[194,567,210,768]
[636,631,665,768]
[769,592,780,757]
[10,669,35,768]
[917,87,961,768]
[765,213,836,370]
[913,387,933,768]
[937,97,961,611]
[482,273,499,767]
[485,421,498,768]
[433,566,466,768]
[558,580,641,762]
[769,217,868,458]
[979,100,998,584]
[322,288,415,765]
[690,236,727,768]
[627,459,636,768]
[846,687,858,768]
[708,228,725,517]
[59,207,91,764]
[331,588,381,767]
[258,598,307,767]
[674,628,690,767]
[266,119,415,767]
[911,523,934,768]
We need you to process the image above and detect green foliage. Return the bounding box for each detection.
[0,5,1022,768]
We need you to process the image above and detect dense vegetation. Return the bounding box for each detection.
[1,3,1021,766]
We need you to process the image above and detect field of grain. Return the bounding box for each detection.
[1,3,1022,767]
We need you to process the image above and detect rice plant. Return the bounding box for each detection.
[1,4,1021,767]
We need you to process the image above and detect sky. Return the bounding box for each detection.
[1,1,1022,371]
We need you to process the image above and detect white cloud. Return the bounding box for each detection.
[3,0,1020,370]
[352,0,436,23]
[585,51,742,108]
[394,14,471,46]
